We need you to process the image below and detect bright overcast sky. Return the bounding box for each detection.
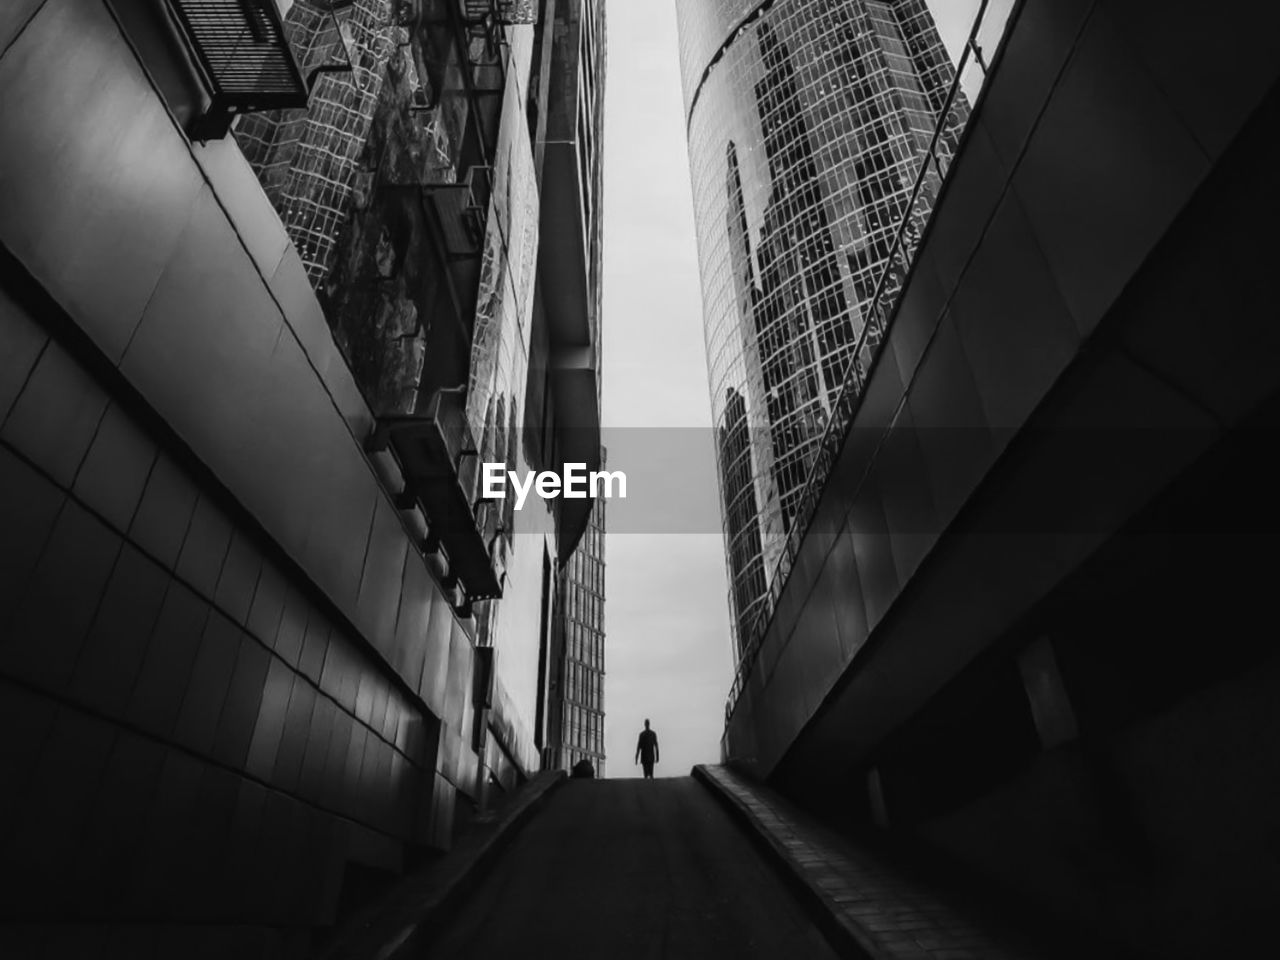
[600,0,731,777]
[597,0,1012,777]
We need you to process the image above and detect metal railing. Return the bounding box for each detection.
[462,0,539,25]
[725,0,1002,724]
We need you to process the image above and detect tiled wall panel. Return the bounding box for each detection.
[0,0,517,807]
[0,3,504,946]
[1010,7,1209,333]
[0,0,203,365]
[1104,0,1280,158]
[0,0,47,50]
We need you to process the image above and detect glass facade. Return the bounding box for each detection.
[465,21,541,613]
[236,0,400,284]
[550,486,608,776]
[677,0,970,660]
[232,2,607,762]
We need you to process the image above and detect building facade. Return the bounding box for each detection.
[676,0,966,658]
[525,0,608,779]
[235,0,402,286]
[691,2,1280,954]
[548,486,607,776]
[0,0,600,952]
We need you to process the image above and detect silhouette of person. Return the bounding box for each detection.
[635,719,659,779]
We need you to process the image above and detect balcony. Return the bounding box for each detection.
[367,387,505,607]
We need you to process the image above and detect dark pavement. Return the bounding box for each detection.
[426,777,839,959]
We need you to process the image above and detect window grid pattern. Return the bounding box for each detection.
[678,0,968,659]
[575,0,608,362]
[236,0,401,285]
[552,493,607,776]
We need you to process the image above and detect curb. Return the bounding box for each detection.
[320,770,567,960]
[692,764,881,960]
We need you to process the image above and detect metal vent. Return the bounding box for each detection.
[166,0,309,138]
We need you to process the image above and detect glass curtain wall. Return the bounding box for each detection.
[677,0,1006,661]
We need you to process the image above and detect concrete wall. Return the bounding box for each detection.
[722,0,1280,948]
[908,514,1280,956]
[725,0,1280,784]
[0,0,539,952]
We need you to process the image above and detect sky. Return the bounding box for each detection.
[599,0,731,777]
[596,0,1014,777]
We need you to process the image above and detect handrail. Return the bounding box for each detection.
[725,0,997,723]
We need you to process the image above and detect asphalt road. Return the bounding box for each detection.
[426,777,839,959]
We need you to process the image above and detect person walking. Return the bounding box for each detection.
[635,719,659,779]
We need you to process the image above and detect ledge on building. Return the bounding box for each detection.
[368,388,504,606]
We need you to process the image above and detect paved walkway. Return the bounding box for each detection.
[427,777,839,959]
[319,772,567,960]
